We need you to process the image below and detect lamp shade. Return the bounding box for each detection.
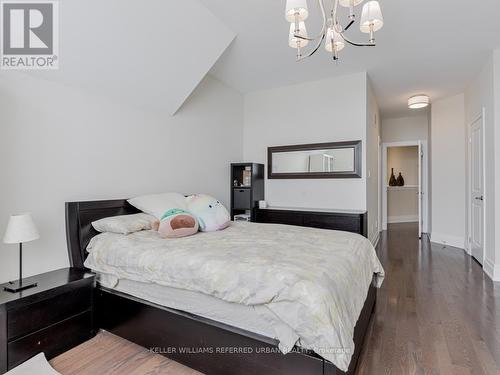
[325,27,345,52]
[360,1,383,33]
[3,213,40,244]
[339,0,364,7]
[289,22,309,48]
[408,95,430,109]
[285,0,309,22]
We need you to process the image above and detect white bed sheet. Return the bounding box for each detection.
[98,272,299,345]
[86,222,384,371]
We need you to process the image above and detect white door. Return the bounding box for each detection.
[470,117,484,264]
[418,141,423,238]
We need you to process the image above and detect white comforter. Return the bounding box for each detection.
[85,221,384,371]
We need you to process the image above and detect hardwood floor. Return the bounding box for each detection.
[357,223,500,375]
[50,330,203,375]
[51,223,500,375]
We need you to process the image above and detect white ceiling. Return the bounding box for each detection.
[22,0,235,115]
[200,0,500,117]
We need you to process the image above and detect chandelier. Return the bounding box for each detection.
[285,0,384,61]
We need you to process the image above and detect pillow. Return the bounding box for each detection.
[128,192,187,219]
[92,213,158,235]
[158,209,199,238]
[186,194,230,232]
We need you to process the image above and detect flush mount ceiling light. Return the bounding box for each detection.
[408,95,430,109]
[285,0,384,61]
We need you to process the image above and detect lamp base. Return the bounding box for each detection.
[3,280,37,293]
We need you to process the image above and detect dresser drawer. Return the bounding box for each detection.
[233,189,251,209]
[303,213,361,233]
[256,210,303,226]
[8,311,92,369]
[7,284,91,340]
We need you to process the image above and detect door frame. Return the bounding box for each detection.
[466,108,486,263]
[381,140,429,233]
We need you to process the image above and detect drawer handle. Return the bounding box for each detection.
[239,190,244,193]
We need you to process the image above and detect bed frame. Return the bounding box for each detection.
[65,199,376,375]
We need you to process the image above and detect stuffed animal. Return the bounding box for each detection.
[158,208,199,238]
[186,194,230,232]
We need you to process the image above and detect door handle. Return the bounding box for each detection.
[475,196,484,201]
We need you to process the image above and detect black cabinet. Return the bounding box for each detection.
[256,208,368,238]
[230,163,264,221]
[0,268,95,373]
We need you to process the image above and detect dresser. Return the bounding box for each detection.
[255,207,368,238]
[0,268,94,373]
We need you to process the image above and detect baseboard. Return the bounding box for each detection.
[370,231,380,248]
[484,257,500,282]
[430,232,465,250]
[387,215,418,224]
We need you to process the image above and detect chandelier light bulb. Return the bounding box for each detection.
[285,0,309,22]
[289,22,309,48]
[360,1,384,33]
[339,0,364,19]
[325,27,345,53]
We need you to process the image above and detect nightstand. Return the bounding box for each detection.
[0,268,95,373]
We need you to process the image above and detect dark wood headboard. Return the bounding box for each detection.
[65,199,140,269]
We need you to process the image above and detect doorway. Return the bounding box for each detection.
[382,141,428,238]
[468,111,485,265]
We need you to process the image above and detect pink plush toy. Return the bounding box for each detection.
[158,209,199,238]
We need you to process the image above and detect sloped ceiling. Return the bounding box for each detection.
[200,0,500,117]
[9,1,500,118]
[23,0,235,115]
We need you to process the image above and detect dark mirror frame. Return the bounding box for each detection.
[267,140,362,179]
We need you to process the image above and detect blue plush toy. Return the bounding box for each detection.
[186,194,230,232]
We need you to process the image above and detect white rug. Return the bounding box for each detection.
[6,353,61,375]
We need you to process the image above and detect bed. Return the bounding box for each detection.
[65,199,384,375]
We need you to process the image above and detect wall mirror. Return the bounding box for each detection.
[268,141,362,179]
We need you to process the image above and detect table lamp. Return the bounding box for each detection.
[3,213,40,293]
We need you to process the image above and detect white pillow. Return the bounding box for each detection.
[92,213,158,235]
[127,192,187,219]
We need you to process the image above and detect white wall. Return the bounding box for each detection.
[381,114,428,143]
[366,80,381,244]
[243,72,368,211]
[494,50,500,280]
[430,93,466,249]
[0,73,244,283]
